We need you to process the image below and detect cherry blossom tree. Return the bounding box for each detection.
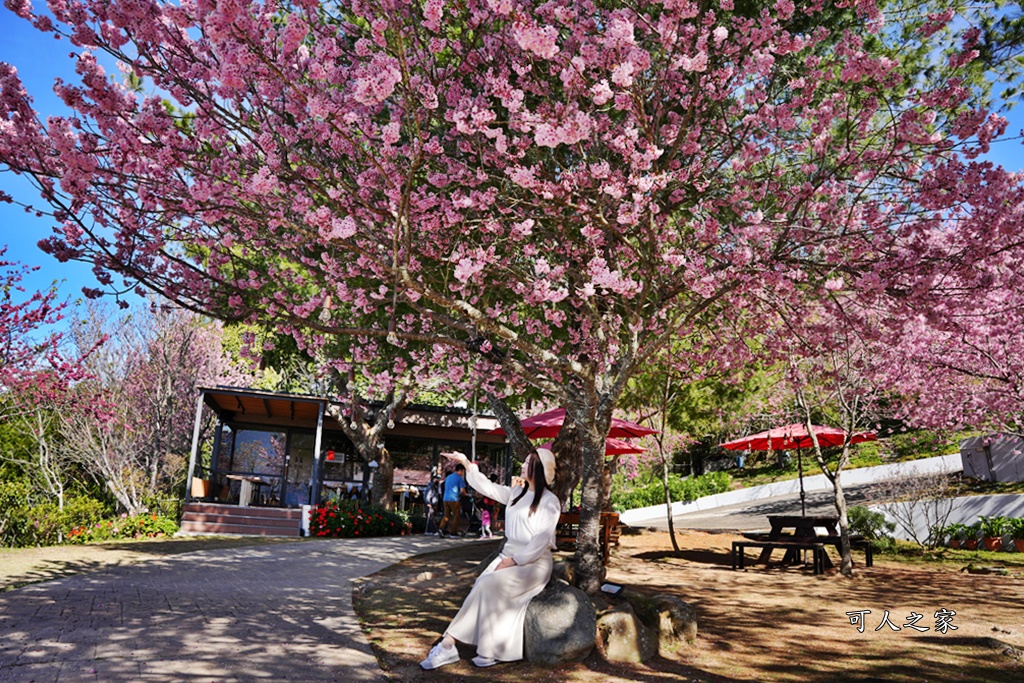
[789,342,893,576]
[0,252,97,526]
[0,249,86,412]
[59,304,258,513]
[3,0,1024,591]
[886,292,1024,433]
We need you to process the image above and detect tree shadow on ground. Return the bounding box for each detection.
[97,535,299,556]
[355,542,754,683]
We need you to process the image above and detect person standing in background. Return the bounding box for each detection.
[439,464,466,538]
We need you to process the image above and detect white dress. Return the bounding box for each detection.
[444,463,561,662]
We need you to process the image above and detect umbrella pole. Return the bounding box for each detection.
[798,446,806,516]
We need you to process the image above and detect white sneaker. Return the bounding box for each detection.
[472,655,498,667]
[420,642,459,670]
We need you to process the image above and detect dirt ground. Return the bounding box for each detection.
[353,529,1024,683]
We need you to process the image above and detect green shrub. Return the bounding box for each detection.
[308,499,409,538]
[27,496,117,545]
[66,512,179,543]
[0,480,33,547]
[847,505,897,553]
[610,472,732,512]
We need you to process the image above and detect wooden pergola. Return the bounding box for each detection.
[184,385,509,510]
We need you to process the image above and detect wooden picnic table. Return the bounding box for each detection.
[556,511,621,563]
[751,515,874,570]
[759,515,839,568]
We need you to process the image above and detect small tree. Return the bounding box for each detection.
[874,470,960,549]
[59,305,257,512]
[791,337,894,577]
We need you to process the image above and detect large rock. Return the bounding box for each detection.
[551,558,576,585]
[651,594,698,647]
[524,581,596,664]
[595,600,658,663]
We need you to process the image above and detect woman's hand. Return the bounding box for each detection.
[441,451,470,467]
[495,557,517,571]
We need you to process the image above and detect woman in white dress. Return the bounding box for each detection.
[420,447,561,669]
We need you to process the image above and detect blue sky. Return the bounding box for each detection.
[0,10,98,305]
[1,8,1022,312]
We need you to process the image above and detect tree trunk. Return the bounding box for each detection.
[574,427,610,594]
[550,417,583,504]
[325,382,408,510]
[570,388,614,595]
[370,445,393,509]
[832,474,853,576]
[485,391,534,462]
[662,455,680,552]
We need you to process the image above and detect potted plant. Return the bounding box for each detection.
[979,515,1009,552]
[1008,517,1024,553]
[944,523,966,549]
[963,521,981,550]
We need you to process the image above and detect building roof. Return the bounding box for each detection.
[196,385,506,442]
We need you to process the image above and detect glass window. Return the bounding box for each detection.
[228,429,287,476]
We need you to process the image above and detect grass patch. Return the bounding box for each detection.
[878,541,1024,572]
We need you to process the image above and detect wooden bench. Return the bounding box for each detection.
[732,539,827,575]
[556,511,621,563]
[816,535,874,567]
[738,533,874,569]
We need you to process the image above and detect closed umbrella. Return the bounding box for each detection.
[720,423,877,515]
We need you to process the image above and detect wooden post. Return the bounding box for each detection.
[185,390,206,504]
[309,400,325,505]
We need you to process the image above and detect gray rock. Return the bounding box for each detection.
[595,600,658,663]
[651,594,698,646]
[551,558,576,585]
[524,581,596,664]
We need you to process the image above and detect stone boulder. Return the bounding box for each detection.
[524,581,596,664]
[595,600,658,663]
[551,558,576,585]
[651,594,698,647]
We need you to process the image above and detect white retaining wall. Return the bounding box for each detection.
[873,494,1024,543]
[620,453,963,527]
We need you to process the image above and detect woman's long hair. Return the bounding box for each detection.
[510,452,549,515]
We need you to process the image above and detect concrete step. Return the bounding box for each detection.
[180,503,304,537]
[179,520,299,537]
[181,512,300,528]
[184,503,303,520]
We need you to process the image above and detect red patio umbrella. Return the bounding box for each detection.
[720,423,877,515]
[488,407,658,440]
[538,436,646,457]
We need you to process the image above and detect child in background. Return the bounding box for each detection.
[478,473,498,539]
[479,499,493,538]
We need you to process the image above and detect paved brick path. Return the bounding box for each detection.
[0,536,454,682]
